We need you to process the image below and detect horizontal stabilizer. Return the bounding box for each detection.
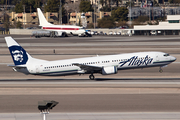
[7,64,27,68]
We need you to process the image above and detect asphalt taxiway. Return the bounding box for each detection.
[0,35,180,119]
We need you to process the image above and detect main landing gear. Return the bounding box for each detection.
[89,74,95,80]
[159,67,163,73]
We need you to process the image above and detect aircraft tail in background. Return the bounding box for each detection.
[37,8,53,26]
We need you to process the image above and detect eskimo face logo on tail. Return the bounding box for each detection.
[9,46,28,65]
[12,50,23,62]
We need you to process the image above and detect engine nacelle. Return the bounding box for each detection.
[102,66,117,75]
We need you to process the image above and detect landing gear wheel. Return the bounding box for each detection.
[89,74,95,80]
[159,69,163,73]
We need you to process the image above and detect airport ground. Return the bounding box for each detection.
[0,35,180,119]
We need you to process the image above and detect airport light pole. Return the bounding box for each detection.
[74,1,77,25]
[149,2,150,22]
[75,10,77,25]
[93,5,96,29]
[66,6,69,24]
[38,100,58,120]
[59,0,62,24]
[163,0,165,18]
[23,5,25,29]
[129,0,131,28]
[111,0,112,11]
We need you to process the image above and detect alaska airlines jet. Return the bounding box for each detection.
[5,36,176,80]
[37,8,89,37]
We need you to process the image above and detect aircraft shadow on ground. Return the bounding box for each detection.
[95,77,180,81]
[0,77,180,82]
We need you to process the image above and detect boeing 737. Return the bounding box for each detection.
[5,36,176,80]
[37,8,90,37]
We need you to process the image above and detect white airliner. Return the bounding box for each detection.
[5,36,176,80]
[37,8,89,37]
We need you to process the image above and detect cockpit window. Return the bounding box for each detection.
[164,53,170,57]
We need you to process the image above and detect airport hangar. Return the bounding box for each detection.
[133,15,180,35]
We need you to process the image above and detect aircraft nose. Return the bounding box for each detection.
[171,56,176,62]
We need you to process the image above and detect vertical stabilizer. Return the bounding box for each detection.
[5,36,33,66]
[37,8,53,26]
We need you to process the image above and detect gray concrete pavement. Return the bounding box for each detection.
[0,35,180,119]
[1,112,180,120]
[1,94,180,113]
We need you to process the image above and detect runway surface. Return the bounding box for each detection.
[1,112,180,120]
[0,35,180,119]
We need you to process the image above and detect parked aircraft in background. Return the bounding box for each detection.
[5,36,176,80]
[37,8,91,37]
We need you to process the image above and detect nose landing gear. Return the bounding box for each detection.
[159,67,163,73]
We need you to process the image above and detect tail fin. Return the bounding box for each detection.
[5,36,32,66]
[37,8,53,26]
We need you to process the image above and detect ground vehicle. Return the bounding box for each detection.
[91,31,95,35]
[99,31,104,35]
[150,30,157,35]
[94,31,99,35]
[86,30,91,34]
[32,31,66,38]
[117,32,121,35]
[108,31,113,35]
[113,32,117,35]
[78,32,92,37]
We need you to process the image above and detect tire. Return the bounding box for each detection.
[89,74,95,80]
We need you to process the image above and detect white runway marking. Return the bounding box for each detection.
[90,36,180,41]
[0,112,180,120]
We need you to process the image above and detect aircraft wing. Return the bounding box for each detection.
[72,63,102,71]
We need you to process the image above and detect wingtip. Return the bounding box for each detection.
[5,36,12,39]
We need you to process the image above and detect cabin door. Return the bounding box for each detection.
[36,65,43,73]
[156,55,159,61]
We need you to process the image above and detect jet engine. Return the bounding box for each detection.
[102,66,117,75]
